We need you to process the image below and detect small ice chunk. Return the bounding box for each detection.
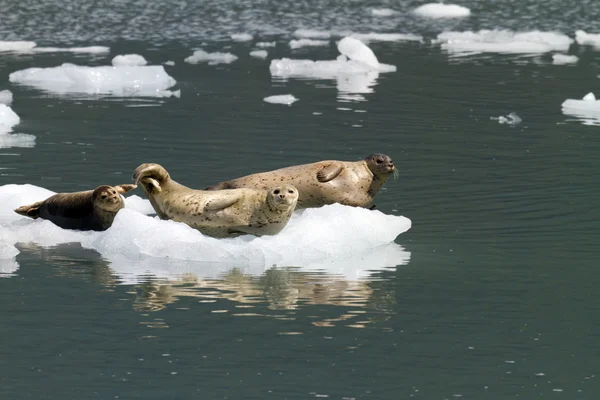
[0,104,20,134]
[575,30,600,48]
[350,33,423,43]
[290,39,329,49]
[413,3,471,19]
[184,50,238,65]
[33,46,110,54]
[436,30,574,56]
[9,63,177,97]
[337,37,380,69]
[562,93,600,125]
[0,90,13,105]
[552,54,578,65]
[164,61,175,66]
[0,41,37,52]
[583,92,596,101]
[263,94,298,105]
[256,41,277,48]
[491,112,522,125]
[293,29,331,39]
[124,195,156,215]
[112,54,148,67]
[250,50,268,59]
[231,33,253,42]
[0,133,36,149]
[371,8,397,17]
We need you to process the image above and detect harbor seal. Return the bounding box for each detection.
[14,184,137,231]
[205,153,397,209]
[132,163,299,238]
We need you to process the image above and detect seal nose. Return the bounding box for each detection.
[278,194,285,199]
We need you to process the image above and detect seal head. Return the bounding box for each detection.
[93,185,126,212]
[267,185,299,211]
[364,153,396,179]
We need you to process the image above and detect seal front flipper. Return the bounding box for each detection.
[14,201,43,219]
[115,184,137,194]
[316,163,343,183]
[203,195,240,212]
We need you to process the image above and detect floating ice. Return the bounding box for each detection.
[491,112,522,125]
[0,41,36,52]
[33,46,110,54]
[112,54,148,67]
[293,29,331,39]
[561,92,600,126]
[256,41,277,48]
[0,90,13,105]
[250,50,268,59]
[0,104,20,134]
[184,50,238,65]
[9,63,177,97]
[0,184,412,271]
[0,133,36,149]
[290,39,329,49]
[413,3,471,19]
[338,37,381,69]
[575,30,600,48]
[231,33,253,42]
[552,54,578,65]
[436,30,574,56]
[263,94,298,105]
[371,8,397,17]
[164,61,175,66]
[350,32,423,43]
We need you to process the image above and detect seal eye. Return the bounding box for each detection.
[376,159,383,164]
[101,195,107,199]
[288,190,294,194]
[274,189,280,195]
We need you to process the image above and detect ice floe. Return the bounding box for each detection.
[0,41,37,52]
[350,32,423,43]
[263,94,298,105]
[371,8,397,17]
[9,63,177,97]
[0,90,13,105]
[112,54,148,67]
[0,41,109,54]
[0,184,412,273]
[575,30,600,49]
[250,50,268,59]
[552,54,578,65]
[561,92,600,126]
[0,133,36,149]
[0,104,20,134]
[184,49,238,65]
[289,39,329,49]
[231,33,253,42]
[164,60,175,66]
[436,30,573,56]
[491,112,522,125]
[413,3,471,19]
[256,41,277,48]
[293,29,332,39]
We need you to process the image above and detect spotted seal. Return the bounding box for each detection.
[206,153,397,209]
[14,184,137,231]
[132,163,299,238]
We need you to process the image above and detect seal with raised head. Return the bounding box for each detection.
[205,153,397,209]
[14,184,137,231]
[132,163,299,238]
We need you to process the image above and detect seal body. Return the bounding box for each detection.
[14,184,137,231]
[133,163,298,238]
[206,153,396,209]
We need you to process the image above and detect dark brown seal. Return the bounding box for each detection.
[14,184,137,231]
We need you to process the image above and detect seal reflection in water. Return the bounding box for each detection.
[14,184,137,231]
[206,153,397,209]
[132,163,299,238]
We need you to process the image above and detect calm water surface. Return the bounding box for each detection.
[1,0,600,399]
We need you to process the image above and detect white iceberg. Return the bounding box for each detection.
[561,92,600,126]
[112,54,148,67]
[231,33,253,42]
[0,184,412,271]
[413,3,471,18]
[436,30,574,56]
[184,50,238,65]
[575,30,600,49]
[0,104,20,134]
[0,90,13,105]
[552,54,578,65]
[371,8,397,17]
[293,29,332,39]
[9,63,177,97]
[289,39,329,49]
[250,50,268,59]
[263,94,298,105]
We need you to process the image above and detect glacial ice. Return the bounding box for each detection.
[561,92,600,125]
[575,30,600,48]
[371,8,397,17]
[289,39,329,49]
[552,54,578,65]
[413,3,471,18]
[231,33,253,42]
[9,63,177,97]
[184,50,238,65]
[263,94,298,105]
[436,30,574,56]
[250,50,268,59]
[112,54,148,67]
[0,184,412,273]
[0,104,20,134]
[293,29,332,39]
[0,90,13,105]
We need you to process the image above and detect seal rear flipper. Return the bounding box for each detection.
[316,163,343,183]
[14,202,43,219]
[114,184,137,194]
[203,195,240,212]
